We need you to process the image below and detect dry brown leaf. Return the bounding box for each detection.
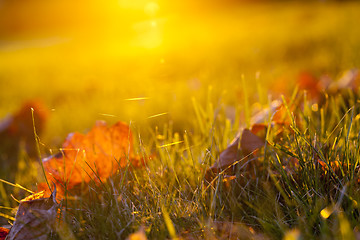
[39,120,146,197]
[240,129,265,156]
[5,189,59,240]
[211,137,240,171]
[206,129,265,182]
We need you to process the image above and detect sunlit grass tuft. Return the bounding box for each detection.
[2,86,360,239]
[1,2,360,238]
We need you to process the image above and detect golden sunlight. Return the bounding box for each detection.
[0,0,359,130]
[1,1,360,238]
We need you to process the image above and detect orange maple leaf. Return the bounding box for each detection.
[39,120,146,197]
[0,227,9,240]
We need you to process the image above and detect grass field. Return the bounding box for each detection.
[1,1,360,239]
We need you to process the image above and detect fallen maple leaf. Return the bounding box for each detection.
[39,120,146,197]
[0,100,48,180]
[297,71,322,101]
[240,129,265,156]
[210,136,240,171]
[206,128,265,182]
[297,69,360,107]
[5,189,59,240]
[0,227,9,240]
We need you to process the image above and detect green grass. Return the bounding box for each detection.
[65,90,360,239]
[3,88,360,239]
[1,1,360,239]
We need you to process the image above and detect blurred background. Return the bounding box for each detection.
[0,0,360,144]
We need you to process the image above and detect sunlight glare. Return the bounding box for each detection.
[118,0,149,9]
[125,97,149,101]
[147,112,168,119]
[158,141,183,148]
[144,2,160,16]
[132,19,163,49]
[151,21,157,27]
